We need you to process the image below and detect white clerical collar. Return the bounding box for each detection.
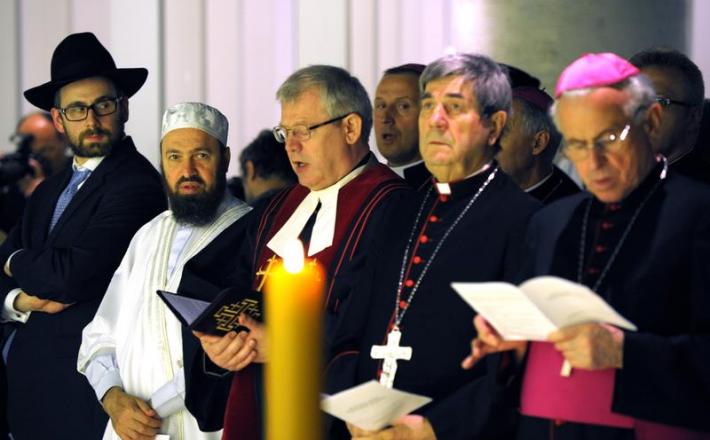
[389,159,424,179]
[524,170,554,193]
[435,161,492,195]
[267,158,370,258]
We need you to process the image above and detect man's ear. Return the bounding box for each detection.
[343,113,363,145]
[487,110,508,146]
[532,130,551,156]
[50,108,66,134]
[245,160,256,181]
[120,96,129,123]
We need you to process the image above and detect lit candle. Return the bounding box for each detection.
[265,240,325,440]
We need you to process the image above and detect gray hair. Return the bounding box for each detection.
[419,53,512,118]
[550,74,657,129]
[507,98,562,160]
[276,65,372,143]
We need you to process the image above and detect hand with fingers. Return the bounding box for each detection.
[547,322,624,370]
[461,315,528,370]
[13,291,72,314]
[193,326,258,371]
[348,415,437,439]
[237,313,268,363]
[102,387,162,440]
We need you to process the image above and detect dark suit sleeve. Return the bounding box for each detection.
[0,223,23,297]
[613,205,710,431]
[7,173,165,304]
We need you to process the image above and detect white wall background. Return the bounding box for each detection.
[1,0,707,175]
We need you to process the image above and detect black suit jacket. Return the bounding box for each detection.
[0,137,166,440]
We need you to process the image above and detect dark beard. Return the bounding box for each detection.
[166,172,226,226]
[68,128,119,157]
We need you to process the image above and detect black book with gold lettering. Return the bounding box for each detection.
[156,287,263,336]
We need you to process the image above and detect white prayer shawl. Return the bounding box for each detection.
[78,197,251,440]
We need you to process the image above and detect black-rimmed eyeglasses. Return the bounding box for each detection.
[58,96,123,121]
[656,96,694,108]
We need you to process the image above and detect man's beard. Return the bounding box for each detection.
[165,172,227,226]
[68,127,118,157]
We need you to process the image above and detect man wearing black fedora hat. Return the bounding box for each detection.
[0,32,166,439]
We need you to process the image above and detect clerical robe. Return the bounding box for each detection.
[78,196,251,440]
[527,165,580,204]
[510,164,710,439]
[180,161,412,439]
[326,163,541,439]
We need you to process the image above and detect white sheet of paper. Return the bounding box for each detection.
[155,435,170,440]
[321,380,431,431]
[452,276,636,341]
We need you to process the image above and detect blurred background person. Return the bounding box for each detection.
[0,112,70,238]
[236,129,296,207]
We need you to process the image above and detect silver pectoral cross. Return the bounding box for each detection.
[370,327,412,388]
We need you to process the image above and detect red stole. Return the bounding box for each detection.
[222,164,407,440]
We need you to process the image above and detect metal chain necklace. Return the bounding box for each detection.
[392,166,499,329]
[577,157,668,292]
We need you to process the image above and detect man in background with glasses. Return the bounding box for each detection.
[465,52,710,439]
[0,32,165,439]
[630,48,710,184]
[374,63,431,189]
[181,65,412,440]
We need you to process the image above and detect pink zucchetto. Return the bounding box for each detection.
[554,52,640,98]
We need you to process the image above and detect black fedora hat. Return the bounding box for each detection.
[24,32,148,111]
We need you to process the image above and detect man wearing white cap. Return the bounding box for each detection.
[465,53,710,439]
[78,102,251,440]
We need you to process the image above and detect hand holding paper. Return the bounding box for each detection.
[321,380,431,431]
[452,276,636,341]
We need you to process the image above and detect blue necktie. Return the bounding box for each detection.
[49,168,91,232]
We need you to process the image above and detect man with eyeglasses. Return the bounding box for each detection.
[630,48,710,184]
[374,64,431,189]
[179,65,411,440]
[464,53,710,439]
[0,32,165,439]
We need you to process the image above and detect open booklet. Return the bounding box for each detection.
[321,381,432,431]
[452,276,636,341]
[157,287,262,336]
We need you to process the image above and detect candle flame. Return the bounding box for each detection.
[282,239,305,273]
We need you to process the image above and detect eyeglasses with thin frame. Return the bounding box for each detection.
[58,96,123,121]
[656,96,694,108]
[272,113,351,143]
[562,124,631,161]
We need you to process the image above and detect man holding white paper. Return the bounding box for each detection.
[325,54,541,439]
[464,53,710,439]
[78,102,251,440]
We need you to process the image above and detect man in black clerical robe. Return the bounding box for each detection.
[497,64,580,204]
[629,48,710,185]
[466,52,710,440]
[178,65,412,440]
[326,54,541,440]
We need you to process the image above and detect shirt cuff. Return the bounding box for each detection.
[150,368,186,418]
[2,288,31,323]
[4,249,22,277]
[85,353,124,401]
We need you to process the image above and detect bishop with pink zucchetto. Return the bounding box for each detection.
[464,52,710,440]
